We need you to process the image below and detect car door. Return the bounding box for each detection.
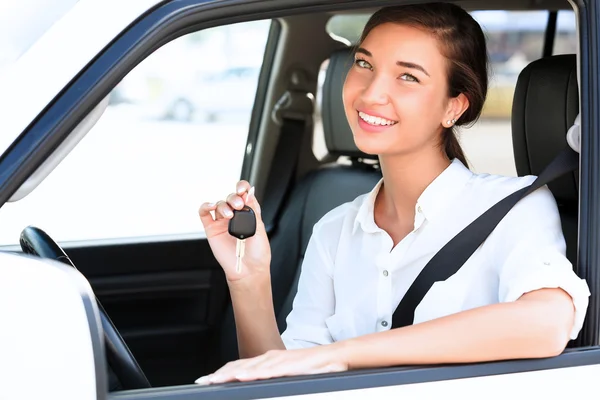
[1,0,599,399]
[0,5,278,387]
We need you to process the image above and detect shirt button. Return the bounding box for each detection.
[417,205,422,213]
[381,320,388,327]
[383,270,389,277]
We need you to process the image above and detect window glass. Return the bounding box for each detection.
[554,10,578,55]
[320,10,577,176]
[0,20,272,245]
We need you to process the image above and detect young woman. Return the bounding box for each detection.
[196,2,590,385]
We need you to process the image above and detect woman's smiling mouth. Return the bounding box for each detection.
[358,111,398,126]
[357,111,398,132]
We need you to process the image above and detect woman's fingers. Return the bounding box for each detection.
[199,180,258,227]
[244,186,262,216]
[198,202,217,227]
[215,200,234,220]
[236,180,252,195]
[229,181,262,217]
[226,192,245,210]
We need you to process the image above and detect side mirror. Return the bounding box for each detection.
[0,252,106,400]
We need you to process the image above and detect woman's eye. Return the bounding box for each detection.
[399,73,419,83]
[355,59,372,70]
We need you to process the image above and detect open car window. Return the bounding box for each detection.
[0,20,272,245]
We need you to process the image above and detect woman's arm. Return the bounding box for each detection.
[228,275,286,359]
[231,218,337,358]
[195,287,575,385]
[338,287,574,369]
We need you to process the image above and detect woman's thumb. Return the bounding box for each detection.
[245,186,262,217]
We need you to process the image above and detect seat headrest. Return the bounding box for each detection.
[321,48,377,160]
[512,54,579,205]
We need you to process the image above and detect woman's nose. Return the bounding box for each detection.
[360,75,390,106]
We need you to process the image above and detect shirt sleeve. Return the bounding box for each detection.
[280,223,336,349]
[497,183,590,340]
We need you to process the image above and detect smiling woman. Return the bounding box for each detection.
[342,7,487,167]
[197,2,589,386]
[321,9,578,177]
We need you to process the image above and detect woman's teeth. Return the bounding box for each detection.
[358,111,398,126]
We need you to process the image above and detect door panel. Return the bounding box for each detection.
[67,237,227,387]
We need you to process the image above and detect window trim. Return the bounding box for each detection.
[576,0,600,347]
[240,20,282,181]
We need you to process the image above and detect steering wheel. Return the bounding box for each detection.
[19,226,151,391]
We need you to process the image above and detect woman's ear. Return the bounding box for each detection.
[442,93,470,127]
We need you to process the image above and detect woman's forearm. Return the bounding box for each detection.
[228,274,285,359]
[337,288,575,369]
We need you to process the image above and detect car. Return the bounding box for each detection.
[0,0,599,399]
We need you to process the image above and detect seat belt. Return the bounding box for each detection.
[391,146,579,328]
[261,89,314,232]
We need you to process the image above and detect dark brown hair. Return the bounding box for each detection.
[358,2,489,167]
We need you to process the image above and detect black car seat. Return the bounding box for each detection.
[511,54,579,270]
[214,48,381,365]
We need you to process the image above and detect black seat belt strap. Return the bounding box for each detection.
[261,88,314,232]
[261,117,306,232]
[391,146,579,329]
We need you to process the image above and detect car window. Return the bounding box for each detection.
[0,20,272,245]
[317,10,577,176]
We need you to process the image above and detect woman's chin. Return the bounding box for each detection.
[352,136,389,157]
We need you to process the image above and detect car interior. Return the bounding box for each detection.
[4,0,589,394]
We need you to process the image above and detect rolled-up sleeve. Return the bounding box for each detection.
[280,223,335,349]
[497,184,590,340]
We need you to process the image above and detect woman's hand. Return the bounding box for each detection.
[199,180,271,283]
[195,345,348,385]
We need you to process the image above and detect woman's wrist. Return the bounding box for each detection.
[227,269,272,296]
[327,338,358,370]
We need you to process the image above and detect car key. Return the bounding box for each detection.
[228,205,256,273]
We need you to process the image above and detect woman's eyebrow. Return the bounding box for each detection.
[396,61,430,77]
[355,47,372,57]
[356,47,430,77]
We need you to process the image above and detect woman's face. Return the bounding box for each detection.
[343,23,456,157]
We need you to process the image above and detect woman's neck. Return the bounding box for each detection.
[375,150,451,238]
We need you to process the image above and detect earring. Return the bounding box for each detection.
[451,118,456,124]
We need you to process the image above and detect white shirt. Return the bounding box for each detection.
[280,159,591,349]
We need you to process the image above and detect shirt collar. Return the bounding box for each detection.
[353,178,384,234]
[353,159,473,234]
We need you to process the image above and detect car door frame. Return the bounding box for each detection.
[0,0,599,399]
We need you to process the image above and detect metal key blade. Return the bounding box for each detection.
[236,239,245,274]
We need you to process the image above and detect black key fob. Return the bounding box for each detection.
[228,205,256,240]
